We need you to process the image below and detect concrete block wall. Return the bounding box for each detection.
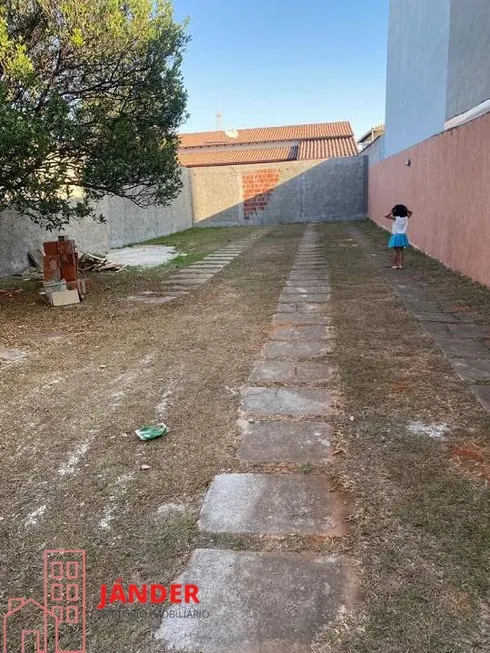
[0,158,367,276]
[191,157,367,226]
[102,168,193,248]
[0,210,110,277]
[0,169,193,276]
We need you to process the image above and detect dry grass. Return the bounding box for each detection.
[315,222,489,653]
[0,225,301,653]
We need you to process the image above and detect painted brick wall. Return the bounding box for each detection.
[368,111,490,288]
[242,169,280,218]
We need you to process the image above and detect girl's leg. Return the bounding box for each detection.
[393,248,400,268]
[399,248,404,268]
[392,247,398,268]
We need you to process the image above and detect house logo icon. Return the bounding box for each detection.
[3,550,86,653]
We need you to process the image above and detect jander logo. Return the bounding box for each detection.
[97,580,200,609]
[3,549,86,653]
[3,550,200,653]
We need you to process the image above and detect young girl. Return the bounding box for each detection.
[385,204,413,269]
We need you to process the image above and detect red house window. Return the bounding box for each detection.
[67,584,79,601]
[50,562,64,579]
[51,584,63,601]
[66,606,79,624]
[66,562,79,579]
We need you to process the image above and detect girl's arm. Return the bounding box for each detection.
[385,212,395,220]
[407,209,413,218]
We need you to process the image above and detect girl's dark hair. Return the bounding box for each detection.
[392,204,409,217]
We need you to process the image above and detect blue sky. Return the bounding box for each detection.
[173,0,390,139]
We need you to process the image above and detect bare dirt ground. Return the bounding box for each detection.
[0,225,302,652]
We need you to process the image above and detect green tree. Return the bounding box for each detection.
[0,0,189,229]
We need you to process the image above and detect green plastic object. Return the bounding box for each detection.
[135,423,169,441]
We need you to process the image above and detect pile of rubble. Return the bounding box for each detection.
[78,252,125,273]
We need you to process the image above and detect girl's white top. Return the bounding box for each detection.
[392,216,408,234]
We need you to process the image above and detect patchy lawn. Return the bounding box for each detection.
[0,226,261,349]
[1,221,488,653]
[315,222,489,653]
[364,220,490,320]
[136,225,260,253]
[0,225,301,652]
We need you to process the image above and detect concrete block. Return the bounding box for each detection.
[155,548,351,653]
[199,474,343,535]
[241,386,333,416]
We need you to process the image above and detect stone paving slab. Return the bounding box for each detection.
[175,270,216,275]
[284,286,331,293]
[421,322,450,338]
[279,293,331,303]
[450,357,490,382]
[404,304,446,315]
[206,254,238,258]
[291,270,327,275]
[250,361,334,384]
[271,326,332,341]
[162,280,202,287]
[262,341,333,359]
[155,548,349,653]
[287,279,330,285]
[286,280,329,287]
[241,386,333,416]
[450,313,481,324]
[435,338,490,359]
[446,324,490,339]
[293,263,327,267]
[199,474,341,535]
[414,313,460,323]
[165,278,207,285]
[237,419,332,462]
[277,303,325,314]
[174,274,215,281]
[288,272,329,277]
[272,313,332,326]
[190,264,225,269]
[471,385,490,413]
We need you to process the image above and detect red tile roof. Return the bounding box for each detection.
[179,121,353,148]
[179,146,298,168]
[179,121,357,167]
[298,138,358,159]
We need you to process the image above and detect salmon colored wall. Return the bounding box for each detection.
[369,111,490,288]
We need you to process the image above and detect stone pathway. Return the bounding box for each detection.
[155,226,351,653]
[126,233,264,304]
[351,227,490,414]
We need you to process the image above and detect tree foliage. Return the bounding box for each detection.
[0,0,189,228]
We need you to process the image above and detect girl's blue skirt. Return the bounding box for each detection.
[388,234,409,248]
